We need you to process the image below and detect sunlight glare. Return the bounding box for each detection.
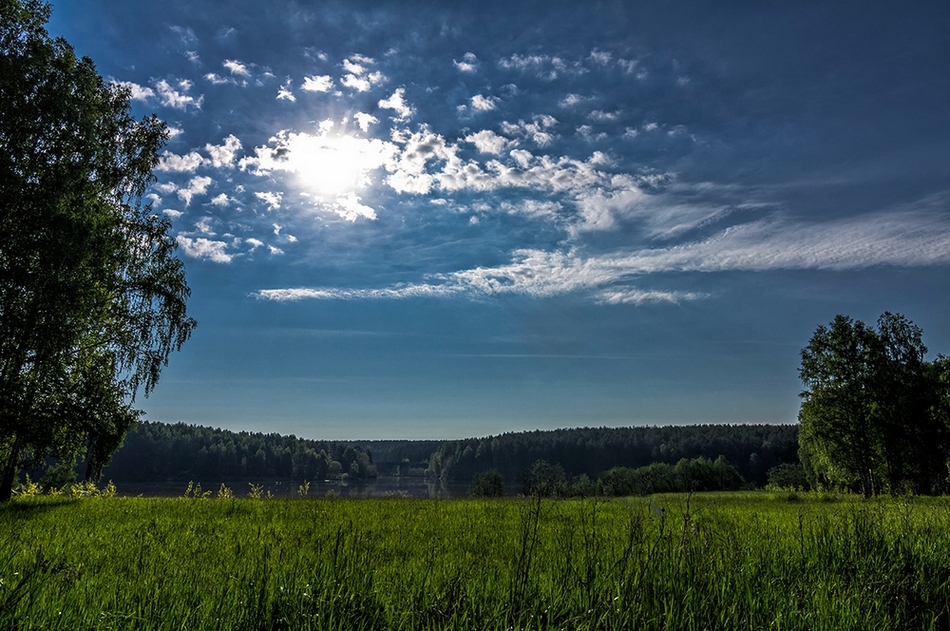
[284,129,394,199]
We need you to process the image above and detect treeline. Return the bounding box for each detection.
[472,455,747,498]
[430,424,799,489]
[101,422,377,483]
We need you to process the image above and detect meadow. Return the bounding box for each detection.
[2,491,950,630]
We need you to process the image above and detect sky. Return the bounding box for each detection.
[46,0,950,440]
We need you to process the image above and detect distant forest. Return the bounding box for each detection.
[426,424,798,488]
[96,421,799,492]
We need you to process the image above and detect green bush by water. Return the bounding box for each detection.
[2,493,950,630]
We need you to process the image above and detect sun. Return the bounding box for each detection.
[282,126,395,200]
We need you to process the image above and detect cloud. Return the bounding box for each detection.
[194,217,216,235]
[252,193,950,304]
[254,284,460,301]
[500,115,558,146]
[205,135,242,169]
[204,73,235,85]
[497,54,586,81]
[210,193,231,207]
[558,93,591,109]
[155,79,203,110]
[353,112,378,132]
[589,110,620,122]
[378,88,413,121]
[255,191,283,211]
[169,25,197,44]
[454,52,478,73]
[465,130,510,155]
[332,192,377,221]
[301,75,334,92]
[156,151,205,173]
[163,209,183,219]
[223,59,251,76]
[340,55,385,92]
[112,80,154,101]
[176,236,233,263]
[176,176,212,206]
[277,80,296,101]
[470,94,499,112]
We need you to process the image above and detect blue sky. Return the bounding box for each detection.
[48,0,950,439]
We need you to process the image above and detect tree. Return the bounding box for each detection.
[0,0,195,500]
[798,313,949,495]
[470,469,505,497]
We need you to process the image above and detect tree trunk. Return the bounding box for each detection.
[0,434,23,502]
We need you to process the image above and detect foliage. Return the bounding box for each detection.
[428,424,798,488]
[469,469,505,497]
[598,456,745,496]
[0,0,195,501]
[96,421,378,484]
[4,494,950,629]
[798,313,950,495]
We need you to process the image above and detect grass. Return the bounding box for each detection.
[2,492,950,629]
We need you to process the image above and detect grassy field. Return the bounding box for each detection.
[2,491,950,630]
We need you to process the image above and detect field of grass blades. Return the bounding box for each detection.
[2,493,950,630]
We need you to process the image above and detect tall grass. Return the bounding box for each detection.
[2,493,950,629]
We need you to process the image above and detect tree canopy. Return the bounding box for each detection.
[798,313,950,495]
[0,0,195,500]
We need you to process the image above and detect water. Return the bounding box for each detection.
[113,476,473,499]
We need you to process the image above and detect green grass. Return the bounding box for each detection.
[2,492,950,629]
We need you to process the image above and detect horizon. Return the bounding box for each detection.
[47,0,950,441]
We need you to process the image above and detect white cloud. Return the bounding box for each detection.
[185,50,200,64]
[470,94,499,112]
[378,88,413,120]
[465,130,509,155]
[332,192,377,221]
[163,209,183,219]
[155,182,178,194]
[176,176,212,206]
[268,245,285,255]
[194,217,215,235]
[301,75,334,92]
[596,288,705,305]
[155,79,203,110]
[589,50,612,66]
[156,150,205,173]
[112,80,154,102]
[497,54,586,81]
[204,73,235,85]
[509,149,533,169]
[170,25,197,44]
[589,110,620,121]
[500,115,558,146]
[254,284,460,301]
[340,55,385,92]
[176,236,233,263]
[354,112,378,132]
[454,52,478,73]
[205,134,242,169]
[255,191,283,211]
[223,59,251,76]
[246,238,264,250]
[146,193,162,207]
[558,93,590,108]
[210,193,230,207]
[277,80,296,101]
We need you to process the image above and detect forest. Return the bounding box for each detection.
[47,420,804,496]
